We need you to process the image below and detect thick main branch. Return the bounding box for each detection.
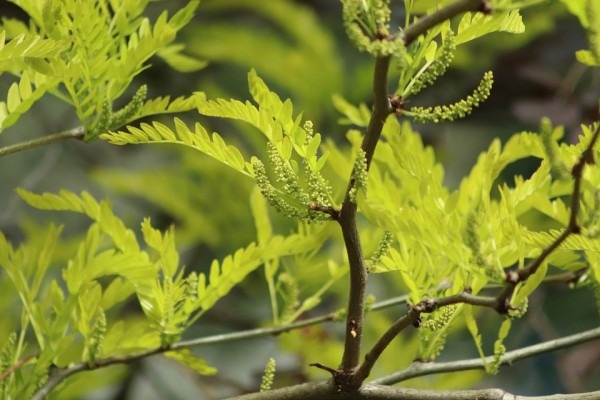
[338,0,493,385]
[338,55,392,379]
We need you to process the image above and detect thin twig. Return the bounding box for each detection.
[0,126,84,157]
[402,0,490,46]
[354,291,499,381]
[31,295,410,399]
[493,123,600,313]
[0,354,35,382]
[372,325,600,385]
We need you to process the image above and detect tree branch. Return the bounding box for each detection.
[337,54,392,381]
[0,126,84,157]
[353,123,600,381]
[354,291,499,381]
[0,355,35,382]
[402,0,491,46]
[493,123,600,314]
[372,325,600,385]
[229,381,600,400]
[335,0,495,386]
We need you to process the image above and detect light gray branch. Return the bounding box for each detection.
[372,326,600,385]
[30,295,410,399]
[0,126,84,157]
[229,381,600,400]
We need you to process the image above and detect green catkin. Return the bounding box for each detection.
[111,84,147,128]
[341,0,406,62]
[409,71,493,123]
[87,308,106,366]
[260,358,276,391]
[408,31,456,96]
[368,231,394,270]
[349,148,368,203]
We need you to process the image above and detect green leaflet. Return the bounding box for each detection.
[455,10,525,45]
[157,44,208,72]
[195,243,266,312]
[490,319,512,374]
[0,224,63,350]
[134,92,206,122]
[198,70,328,171]
[464,305,486,366]
[512,262,547,310]
[165,349,217,376]
[331,94,371,127]
[250,187,273,246]
[141,218,179,278]
[2,0,203,139]
[16,189,139,252]
[0,31,67,66]
[0,71,59,132]
[101,119,251,177]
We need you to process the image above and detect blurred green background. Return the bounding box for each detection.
[0,1,599,399]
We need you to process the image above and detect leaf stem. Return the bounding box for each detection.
[0,127,84,157]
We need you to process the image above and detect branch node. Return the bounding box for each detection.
[389,94,405,116]
[479,0,493,15]
[309,202,340,220]
[412,315,423,328]
[309,363,339,377]
[416,298,437,313]
[504,270,519,284]
[495,297,513,315]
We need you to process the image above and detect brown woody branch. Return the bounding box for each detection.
[493,123,600,314]
[0,354,35,383]
[336,0,494,388]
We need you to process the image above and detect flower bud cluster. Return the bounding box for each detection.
[252,137,333,222]
[408,31,456,97]
[409,71,493,124]
[349,148,368,203]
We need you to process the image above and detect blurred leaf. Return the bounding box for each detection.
[187,0,343,119]
[165,349,217,376]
